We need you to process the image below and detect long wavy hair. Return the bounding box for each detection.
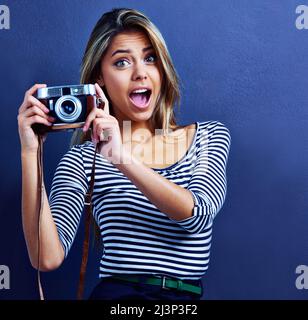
[71,8,182,247]
[70,7,181,146]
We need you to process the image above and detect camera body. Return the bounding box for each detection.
[33,84,97,134]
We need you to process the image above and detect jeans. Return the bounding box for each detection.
[88,276,203,300]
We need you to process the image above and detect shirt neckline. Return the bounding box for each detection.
[151,121,199,171]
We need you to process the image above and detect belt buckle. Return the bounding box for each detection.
[161,276,170,290]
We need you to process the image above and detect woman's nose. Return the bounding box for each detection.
[132,62,147,81]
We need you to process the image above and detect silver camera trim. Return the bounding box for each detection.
[36,84,96,99]
[55,95,82,123]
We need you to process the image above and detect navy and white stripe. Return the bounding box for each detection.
[49,120,231,280]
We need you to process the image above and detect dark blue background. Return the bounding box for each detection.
[0,0,307,300]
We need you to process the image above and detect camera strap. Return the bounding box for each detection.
[77,142,100,300]
[37,135,99,300]
[77,95,105,299]
[37,135,45,300]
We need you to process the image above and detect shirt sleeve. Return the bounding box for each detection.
[49,145,88,258]
[174,121,231,234]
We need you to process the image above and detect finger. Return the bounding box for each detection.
[24,115,53,128]
[23,106,55,122]
[83,107,97,132]
[92,120,103,142]
[19,87,48,114]
[92,121,112,143]
[20,95,49,114]
[93,118,114,141]
[83,108,108,132]
[95,83,110,115]
[94,83,107,100]
[18,107,52,128]
[99,128,110,142]
[96,108,110,119]
[25,83,47,99]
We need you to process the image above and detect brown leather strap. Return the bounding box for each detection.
[36,120,101,300]
[37,135,45,300]
[77,142,100,300]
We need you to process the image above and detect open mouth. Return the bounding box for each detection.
[129,88,152,109]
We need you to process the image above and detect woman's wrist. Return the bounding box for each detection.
[21,148,38,158]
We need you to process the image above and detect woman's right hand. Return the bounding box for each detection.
[18,84,55,154]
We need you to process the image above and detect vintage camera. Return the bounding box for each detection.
[33,84,98,134]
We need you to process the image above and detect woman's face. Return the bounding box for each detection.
[98,30,162,126]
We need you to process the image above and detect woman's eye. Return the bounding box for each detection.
[145,54,157,63]
[114,59,129,68]
[114,54,156,68]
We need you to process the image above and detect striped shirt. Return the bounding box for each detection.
[49,120,231,280]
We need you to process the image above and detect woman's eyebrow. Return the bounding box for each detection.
[111,45,153,57]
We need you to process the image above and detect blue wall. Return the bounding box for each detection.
[0,0,307,300]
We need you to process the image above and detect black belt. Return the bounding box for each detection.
[111,275,202,295]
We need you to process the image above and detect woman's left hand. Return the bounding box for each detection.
[83,83,124,163]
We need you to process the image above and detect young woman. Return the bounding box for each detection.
[18,8,231,300]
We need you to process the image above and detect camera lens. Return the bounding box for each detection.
[55,95,82,123]
[61,100,75,115]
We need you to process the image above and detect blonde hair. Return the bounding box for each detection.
[71,8,181,146]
